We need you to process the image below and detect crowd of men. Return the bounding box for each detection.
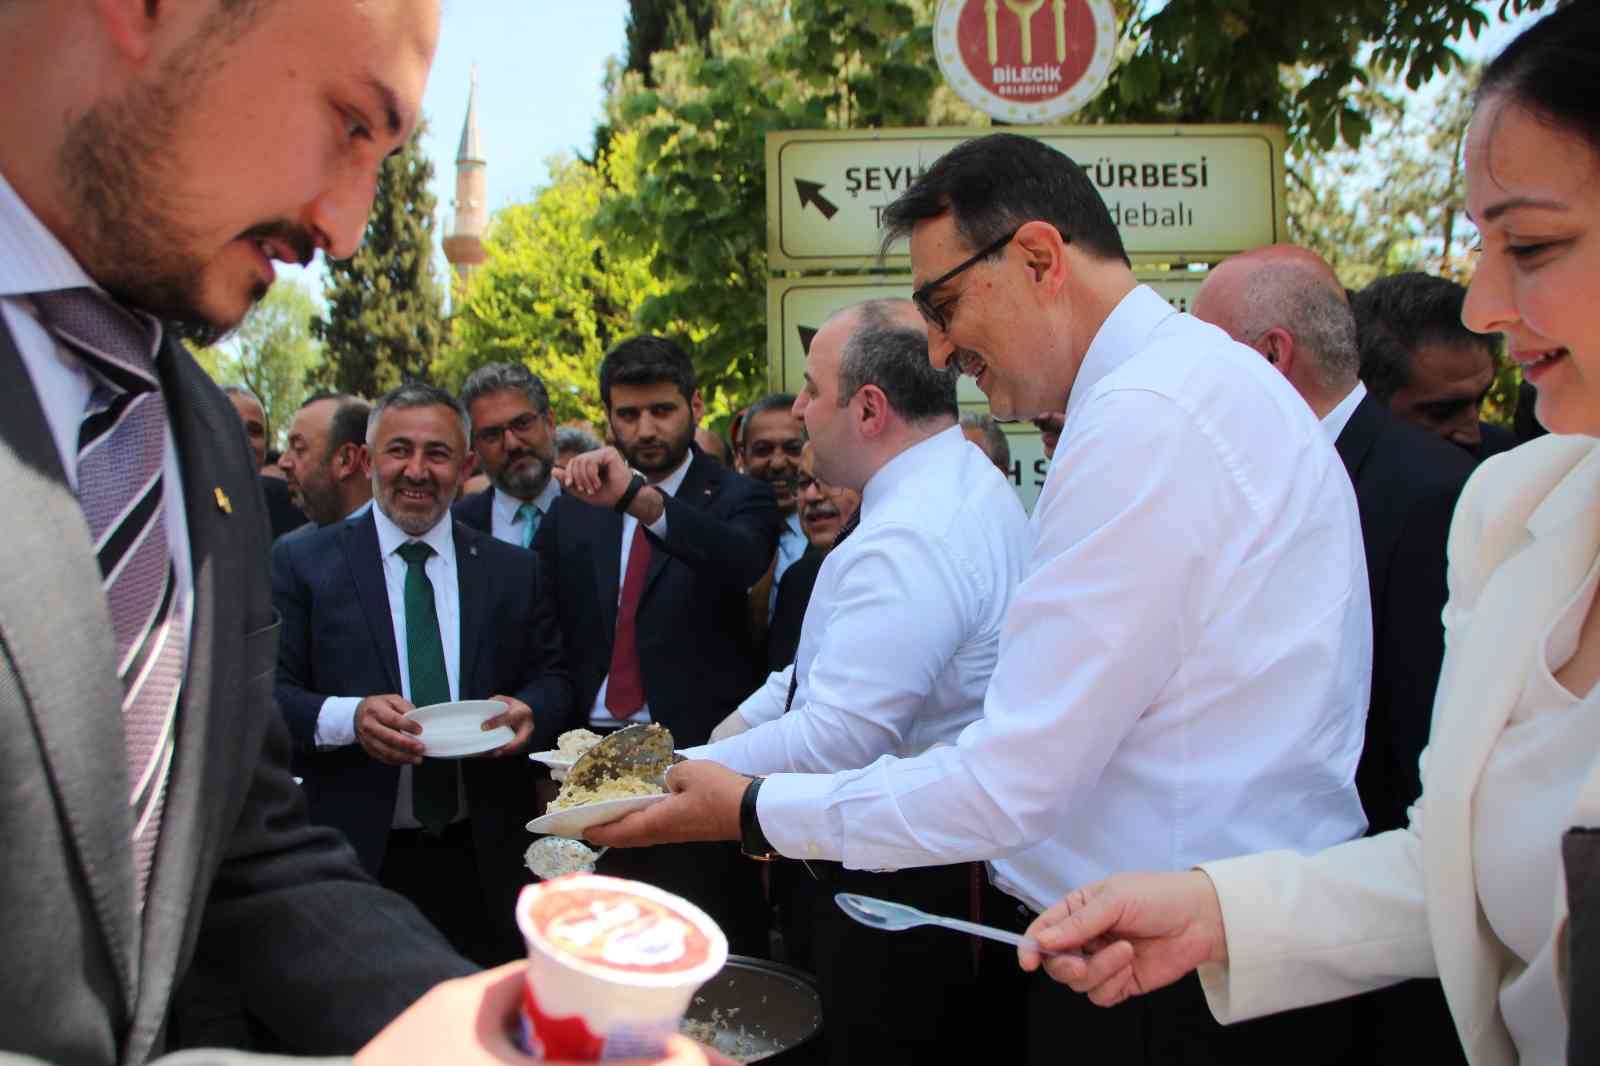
[0,3,1555,1064]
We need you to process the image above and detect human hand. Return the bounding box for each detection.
[355,694,423,766]
[585,761,748,848]
[355,963,736,1066]
[478,695,534,756]
[554,446,632,509]
[1019,870,1228,1007]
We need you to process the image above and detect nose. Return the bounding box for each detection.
[277,451,294,478]
[1462,251,1516,337]
[401,451,429,483]
[310,164,380,261]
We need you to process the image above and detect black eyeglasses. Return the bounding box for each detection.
[911,227,1020,334]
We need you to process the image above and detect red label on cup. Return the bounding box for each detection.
[530,886,713,976]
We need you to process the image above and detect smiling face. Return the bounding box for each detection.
[907,214,1072,421]
[59,0,438,341]
[741,407,807,513]
[1463,97,1600,436]
[371,403,469,536]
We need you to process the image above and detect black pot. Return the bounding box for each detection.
[684,954,824,1064]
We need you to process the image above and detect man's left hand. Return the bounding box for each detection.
[585,760,749,847]
[479,695,535,757]
[555,446,632,510]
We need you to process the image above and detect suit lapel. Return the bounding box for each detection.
[454,522,488,697]
[1333,393,1382,483]
[347,512,403,692]
[0,322,138,1012]
[590,504,624,634]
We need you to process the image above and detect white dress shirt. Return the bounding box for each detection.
[1319,380,1367,442]
[1472,555,1600,1063]
[768,511,806,620]
[314,507,466,829]
[489,479,560,547]
[588,449,688,727]
[0,170,194,668]
[757,285,1372,913]
[687,425,1029,775]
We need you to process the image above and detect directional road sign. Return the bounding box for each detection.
[766,125,1286,271]
[766,271,1207,510]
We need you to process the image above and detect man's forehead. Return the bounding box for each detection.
[1413,341,1495,389]
[746,408,803,436]
[611,382,685,407]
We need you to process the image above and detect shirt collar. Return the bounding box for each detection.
[783,511,804,539]
[373,503,457,566]
[860,423,965,519]
[0,169,99,298]
[491,477,561,527]
[1066,285,1179,416]
[1319,381,1367,442]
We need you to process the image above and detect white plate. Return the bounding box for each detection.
[405,699,514,758]
[525,794,669,838]
[528,750,578,770]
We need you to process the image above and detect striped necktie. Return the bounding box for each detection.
[30,288,184,908]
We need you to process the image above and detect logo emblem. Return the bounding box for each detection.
[934,0,1118,124]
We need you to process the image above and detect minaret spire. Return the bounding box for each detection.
[443,66,487,282]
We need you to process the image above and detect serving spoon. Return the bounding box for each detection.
[834,892,1076,957]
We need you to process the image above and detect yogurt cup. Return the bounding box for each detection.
[515,874,728,1061]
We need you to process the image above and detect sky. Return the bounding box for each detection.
[273,0,1545,298]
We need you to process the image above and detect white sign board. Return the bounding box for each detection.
[766,125,1287,271]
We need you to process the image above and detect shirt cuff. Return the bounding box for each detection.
[757,772,840,861]
[316,696,361,749]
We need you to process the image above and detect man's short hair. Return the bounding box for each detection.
[554,425,602,456]
[458,362,553,432]
[1233,263,1360,393]
[960,412,1011,470]
[1353,273,1501,404]
[880,132,1130,267]
[836,302,959,423]
[599,336,697,408]
[302,391,372,457]
[365,382,469,450]
[740,393,799,451]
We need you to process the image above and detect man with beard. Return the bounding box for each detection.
[0,1,582,1060]
[538,335,780,954]
[272,384,571,966]
[225,385,306,539]
[278,392,372,533]
[453,363,560,549]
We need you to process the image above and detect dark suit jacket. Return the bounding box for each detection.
[1336,393,1475,834]
[0,323,472,1064]
[271,510,571,878]
[534,447,780,746]
[452,485,496,536]
[260,474,304,540]
[767,544,823,671]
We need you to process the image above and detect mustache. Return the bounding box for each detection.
[239,220,316,267]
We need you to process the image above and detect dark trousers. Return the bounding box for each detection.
[802,861,986,1066]
[596,841,772,959]
[381,820,520,967]
[1355,978,1466,1064]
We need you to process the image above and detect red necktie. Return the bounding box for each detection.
[605,523,652,716]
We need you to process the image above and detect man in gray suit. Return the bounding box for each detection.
[0,2,586,1063]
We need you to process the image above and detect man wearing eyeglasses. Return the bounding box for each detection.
[590,133,1372,1066]
[454,363,562,549]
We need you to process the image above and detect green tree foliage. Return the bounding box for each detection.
[189,278,323,446]
[625,0,717,82]
[310,124,447,398]
[598,0,945,408]
[438,131,672,426]
[1090,0,1551,152]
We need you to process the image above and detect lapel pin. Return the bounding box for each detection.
[470,545,479,557]
[214,487,232,515]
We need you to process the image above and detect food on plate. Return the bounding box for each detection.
[556,728,604,759]
[547,773,666,813]
[525,836,603,879]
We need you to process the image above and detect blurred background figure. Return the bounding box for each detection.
[694,426,731,465]
[554,423,602,467]
[226,384,305,539]
[277,393,372,534]
[1031,411,1064,459]
[961,411,1012,473]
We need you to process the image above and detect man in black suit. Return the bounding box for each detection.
[1354,271,1515,462]
[1194,244,1473,1066]
[224,384,306,539]
[453,362,561,547]
[541,335,781,953]
[273,383,572,966]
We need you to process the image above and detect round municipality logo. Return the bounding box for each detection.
[933,0,1118,124]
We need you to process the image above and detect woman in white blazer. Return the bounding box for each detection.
[1014,7,1600,1064]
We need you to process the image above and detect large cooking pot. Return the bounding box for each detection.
[683,954,823,1064]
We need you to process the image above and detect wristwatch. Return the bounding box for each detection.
[613,471,648,514]
[739,776,778,861]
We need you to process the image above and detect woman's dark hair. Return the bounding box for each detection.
[1478,3,1600,156]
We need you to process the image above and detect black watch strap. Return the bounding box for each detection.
[740,776,778,861]
[613,472,648,514]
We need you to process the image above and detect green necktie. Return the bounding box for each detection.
[397,541,458,833]
[517,501,541,548]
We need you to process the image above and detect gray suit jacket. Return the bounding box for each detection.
[0,322,474,1065]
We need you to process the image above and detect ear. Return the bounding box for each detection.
[94,0,164,62]
[1258,327,1295,377]
[1012,219,1070,295]
[690,390,705,424]
[854,384,890,440]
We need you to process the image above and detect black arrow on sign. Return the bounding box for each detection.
[797,325,819,354]
[795,179,839,220]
